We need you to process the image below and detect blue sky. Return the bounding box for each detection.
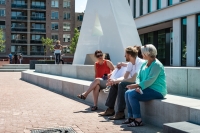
[75,0,88,13]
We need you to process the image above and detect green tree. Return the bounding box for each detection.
[0,29,5,52]
[41,37,54,59]
[70,28,80,54]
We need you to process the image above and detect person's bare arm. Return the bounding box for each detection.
[106,60,115,71]
[94,63,97,78]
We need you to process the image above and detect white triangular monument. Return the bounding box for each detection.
[73,0,141,65]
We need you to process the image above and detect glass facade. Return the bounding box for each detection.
[168,0,173,6]
[157,30,166,64]
[196,15,200,66]
[157,0,161,9]
[140,0,143,16]
[139,29,171,66]
[148,0,152,13]
[181,17,187,66]
[11,45,27,55]
[51,11,58,19]
[30,45,44,55]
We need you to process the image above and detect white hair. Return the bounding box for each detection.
[141,44,157,58]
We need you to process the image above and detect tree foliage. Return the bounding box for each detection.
[41,37,54,57]
[70,28,80,54]
[0,29,5,52]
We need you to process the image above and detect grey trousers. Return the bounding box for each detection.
[105,82,133,112]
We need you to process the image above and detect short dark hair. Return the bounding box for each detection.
[125,46,138,58]
[94,50,103,58]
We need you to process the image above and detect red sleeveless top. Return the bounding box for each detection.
[95,60,110,78]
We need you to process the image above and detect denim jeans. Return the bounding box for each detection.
[125,88,163,118]
[55,53,61,64]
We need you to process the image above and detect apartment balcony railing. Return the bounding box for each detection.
[30,40,42,44]
[31,28,46,33]
[30,51,44,55]
[11,27,27,32]
[11,39,27,44]
[31,5,46,9]
[0,25,5,29]
[11,4,27,8]
[12,51,27,55]
[11,16,27,20]
[31,16,46,21]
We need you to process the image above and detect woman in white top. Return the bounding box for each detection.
[54,40,62,64]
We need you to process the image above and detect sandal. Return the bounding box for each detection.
[77,94,86,100]
[127,119,143,127]
[91,106,98,111]
[122,118,135,124]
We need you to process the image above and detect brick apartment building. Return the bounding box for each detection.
[0,0,75,63]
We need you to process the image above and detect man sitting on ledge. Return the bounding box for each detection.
[99,46,145,120]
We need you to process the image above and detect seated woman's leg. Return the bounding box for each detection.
[91,85,100,111]
[125,90,134,118]
[77,78,101,99]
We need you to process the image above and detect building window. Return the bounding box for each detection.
[133,0,136,18]
[77,14,83,21]
[63,0,70,8]
[157,30,166,65]
[63,22,70,31]
[140,0,143,16]
[148,0,152,13]
[51,22,58,30]
[63,34,70,42]
[139,34,144,45]
[0,9,5,16]
[30,45,44,55]
[51,34,58,42]
[64,12,70,20]
[0,0,5,5]
[157,0,161,9]
[168,0,173,6]
[11,45,27,55]
[147,32,154,44]
[181,17,187,66]
[51,11,58,19]
[51,0,58,8]
[196,15,200,66]
[0,21,5,29]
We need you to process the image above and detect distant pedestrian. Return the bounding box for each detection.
[54,40,62,64]
[18,54,23,64]
[14,53,18,64]
[8,53,13,64]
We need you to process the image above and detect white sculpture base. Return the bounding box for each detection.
[73,0,141,65]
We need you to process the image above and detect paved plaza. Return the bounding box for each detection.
[0,72,161,133]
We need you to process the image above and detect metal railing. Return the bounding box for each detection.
[31,28,46,32]
[30,51,44,55]
[30,40,42,44]
[31,5,46,9]
[31,16,46,21]
[11,4,27,8]
[11,39,27,44]
[11,27,27,32]
[11,16,27,20]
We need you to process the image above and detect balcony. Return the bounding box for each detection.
[11,27,27,32]
[11,16,27,20]
[30,40,42,44]
[31,16,45,21]
[11,4,27,8]
[11,39,27,44]
[30,51,44,55]
[31,28,46,33]
[0,1,5,5]
[31,5,46,9]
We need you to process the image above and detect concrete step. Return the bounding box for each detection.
[21,70,200,129]
[163,121,200,133]
[0,69,28,72]
[1,64,29,69]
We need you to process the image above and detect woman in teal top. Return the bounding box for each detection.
[123,44,167,127]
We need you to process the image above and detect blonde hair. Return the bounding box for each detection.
[56,40,60,44]
[125,46,138,58]
[141,44,157,58]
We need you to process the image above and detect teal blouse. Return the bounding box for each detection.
[136,59,167,97]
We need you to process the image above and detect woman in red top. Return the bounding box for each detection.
[77,50,114,111]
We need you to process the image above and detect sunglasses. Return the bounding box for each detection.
[96,53,103,58]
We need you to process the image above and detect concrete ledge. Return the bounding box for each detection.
[163,121,200,133]
[21,70,200,128]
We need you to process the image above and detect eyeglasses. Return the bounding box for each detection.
[96,53,103,58]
